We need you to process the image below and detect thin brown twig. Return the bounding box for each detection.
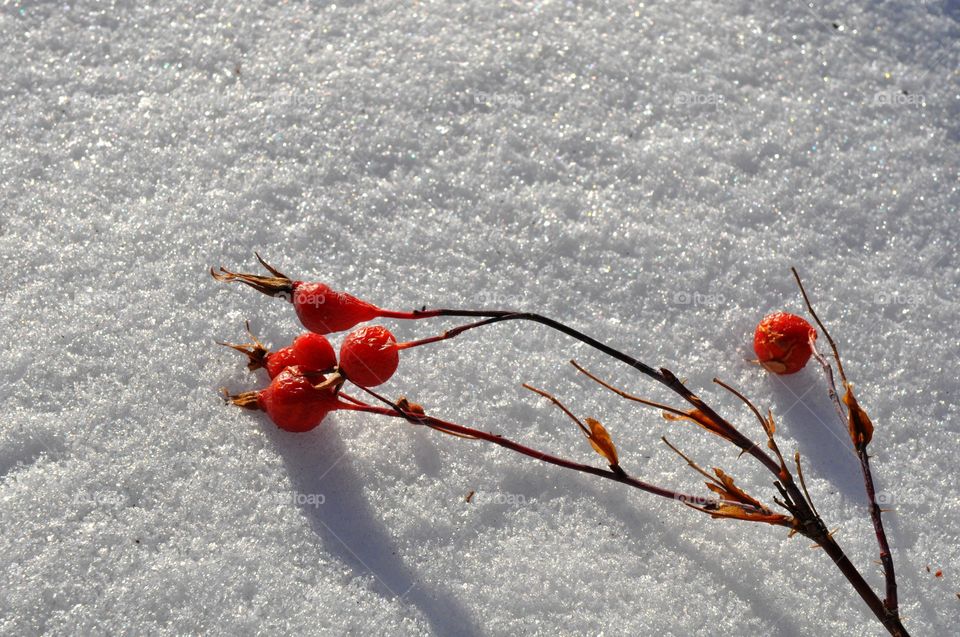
[521,383,591,437]
[570,359,690,419]
[792,267,900,618]
[661,436,724,487]
[794,452,822,521]
[712,378,769,435]
[792,267,848,384]
[348,386,718,508]
[809,337,848,426]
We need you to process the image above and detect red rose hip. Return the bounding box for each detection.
[257,366,340,432]
[292,282,382,335]
[264,332,337,378]
[220,326,337,378]
[339,325,400,387]
[212,254,441,334]
[753,312,817,374]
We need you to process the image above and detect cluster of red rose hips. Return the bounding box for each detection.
[214,256,448,432]
[215,255,819,435]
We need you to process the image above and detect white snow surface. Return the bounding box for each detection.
[1,1,958,635]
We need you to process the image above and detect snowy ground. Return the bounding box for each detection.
[1,0,958,635]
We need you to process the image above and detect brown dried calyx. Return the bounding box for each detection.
[212,253,295,299]
[217,321,270,371]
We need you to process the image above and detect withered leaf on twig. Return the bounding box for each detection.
[842,385,874,447]
[662,409,735,443]
[706,468,765,511]
[704,503,797,528]
[584,417,619,467]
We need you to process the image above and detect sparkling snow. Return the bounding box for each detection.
[1,1,957,635]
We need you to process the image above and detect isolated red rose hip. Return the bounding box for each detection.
[339,325,400,387]
[753,312,817,374]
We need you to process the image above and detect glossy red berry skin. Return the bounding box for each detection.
[265,333,337,378]
[753,312,817,375]
[339,325,400,387]
[258,366,338,432]
[292,282,380,334]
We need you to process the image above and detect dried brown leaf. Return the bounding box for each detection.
[697,503,796,528]
[842,385,874,447]
[662,409,732,442]
[584,417,619,467]
[709,468,765,510]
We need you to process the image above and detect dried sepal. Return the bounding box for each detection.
[661,408,735,443]
[312,370,345,394]
[216,321,270,371]
[706,468,765,511]
[223,388,260,410]
[584,417,619,467]
[212,254,295,297]
[699,503,797,528]
[842,384,875,448]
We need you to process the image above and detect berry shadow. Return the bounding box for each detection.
[264,420,482,637]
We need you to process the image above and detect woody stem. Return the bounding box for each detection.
[411,309,784,475]
[400,306,908,635]
[344,389,719,509]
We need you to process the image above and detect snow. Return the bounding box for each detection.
[1,0,957,635]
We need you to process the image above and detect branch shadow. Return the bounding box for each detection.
[264,420,482,637]
[580,478,809,637]
[452,460,809,635]
[762,370,864,502]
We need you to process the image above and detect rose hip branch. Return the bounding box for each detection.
[212,256,909,637]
